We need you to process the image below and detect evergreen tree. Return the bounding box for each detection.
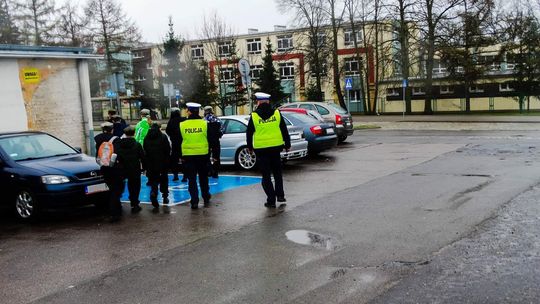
[162,17,184,92]
[183,60,218,107]
[256,38,286,106]
[0,0,20,44]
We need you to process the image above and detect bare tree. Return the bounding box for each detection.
[54,2,87,47]
[14,0,57,45]
[85,0,140,73]
[325,0,348,109]
[0,0,20,44]
[384,0,419,114]
[277,0,330,101]
[199,12,237,112]
[344,0,369,112]
[416,0,461,114]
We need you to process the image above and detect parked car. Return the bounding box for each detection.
[279,101,354,142]
[0,131,109,220]
[219,115,308,170]
[280,111,338,154]
[279,107,328,124]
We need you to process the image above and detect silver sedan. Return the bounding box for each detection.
[219,115,308,170]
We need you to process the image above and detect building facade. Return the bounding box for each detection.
[131,23,537,115]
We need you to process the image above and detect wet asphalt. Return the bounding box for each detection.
[2,129,540,303]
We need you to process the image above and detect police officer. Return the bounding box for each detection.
[135,108,152,145]
[179,102,219,209]
[246,92,291,208]
[203,105,222,178]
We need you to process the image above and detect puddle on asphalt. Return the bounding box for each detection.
[285,230,335,250]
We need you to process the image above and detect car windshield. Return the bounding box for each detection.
[282,112,320,125]
[0,134,77,161]
[326,103,348,114]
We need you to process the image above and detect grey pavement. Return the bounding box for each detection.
[371,184,540,304]
[1,130,539,303]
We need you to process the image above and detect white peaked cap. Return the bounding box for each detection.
[186,102,201,108]
[254,92,271,100]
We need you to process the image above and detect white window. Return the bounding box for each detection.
[489,62,500,71]
[247,38,262,54]
[219,67,235,83]
[146,63,152,70]
[132,51,144,59]
[386,88,399,96]
[135,75,146,81]
[279,62,295,79]
[191,44,204,59]
[412,87,425,95]
[277,35,293,52]
[499,83,515,92]
[249,65,263,80]
[440,85,453,94]
[316,33,326,47]
[320,62,328,76]
[469,85,484,93]
[344,58,360,76]
[432,60,447,74]
[344,29,362,46]
[218,41,232,57]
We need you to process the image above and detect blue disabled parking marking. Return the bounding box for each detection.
[121,174,261,205]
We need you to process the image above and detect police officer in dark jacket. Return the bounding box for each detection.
[114,126,145,214]
[166,108,186,182]
[179,102,220,209]
[203,105,222,178]
[144,122,171,209]
[246,92,291,208]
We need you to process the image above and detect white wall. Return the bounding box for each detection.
[0,59,28,132]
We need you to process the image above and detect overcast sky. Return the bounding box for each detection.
[80,0,292,43]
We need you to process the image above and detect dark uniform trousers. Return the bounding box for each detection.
[183,155,211,205]
[255,148,284,204]
[147,169,169,198]
[102,166,124,217]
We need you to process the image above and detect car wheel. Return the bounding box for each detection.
[14,189,39,220]
[236,146,257,170]
[338,135,347,143]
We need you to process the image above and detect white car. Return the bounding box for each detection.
[219,115,308,170]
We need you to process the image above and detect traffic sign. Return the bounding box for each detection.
[238,58,250,76]
[345,77,353,90]
[402,79,408,87]
[106,90,117,98]
[175,89,181,99]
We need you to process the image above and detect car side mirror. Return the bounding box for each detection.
[74,147,82,153]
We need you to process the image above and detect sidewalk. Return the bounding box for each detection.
[353,114,540,131]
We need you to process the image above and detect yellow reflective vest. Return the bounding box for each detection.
[252,110,284,149]
[180,119,209,156]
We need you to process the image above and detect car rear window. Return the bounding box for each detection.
[326,103,348,114]
[282,112,320,125]
[0,134,77,161]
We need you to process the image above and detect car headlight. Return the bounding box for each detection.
[41,175,70,184]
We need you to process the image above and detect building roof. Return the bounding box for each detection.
[0,44,103,60]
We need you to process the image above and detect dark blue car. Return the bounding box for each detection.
[0,131,109,220]
[280,112,338,154]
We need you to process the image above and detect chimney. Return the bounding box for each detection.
[274,25,287,31]
[248,28,259,34]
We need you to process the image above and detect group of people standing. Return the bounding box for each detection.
[94,92,290,222]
